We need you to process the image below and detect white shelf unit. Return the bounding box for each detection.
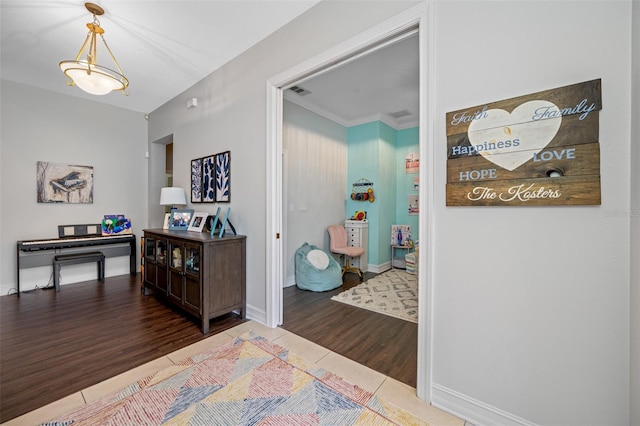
[345,220,368,272]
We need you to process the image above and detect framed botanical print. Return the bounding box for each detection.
[202,155,215,203]
[215,151,230,202]
[190,158,203,203]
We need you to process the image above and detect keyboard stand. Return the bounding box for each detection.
[16,234,136,296]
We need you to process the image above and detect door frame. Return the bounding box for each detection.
[265,2,435,401]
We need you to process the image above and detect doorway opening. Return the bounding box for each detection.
[149,134,173,228]
[266,4,432,401]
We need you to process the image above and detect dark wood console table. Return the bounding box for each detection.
[142,229,246,334]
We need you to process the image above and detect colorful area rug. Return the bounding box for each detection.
[42,332,427,425]
[331,270,418,323]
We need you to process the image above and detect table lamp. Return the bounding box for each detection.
[160,187,187,211]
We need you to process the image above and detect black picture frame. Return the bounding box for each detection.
[215,150,230,202]
[190,158,202,203]
[202,155,216,203]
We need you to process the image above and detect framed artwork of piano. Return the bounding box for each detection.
[36,161,94,204]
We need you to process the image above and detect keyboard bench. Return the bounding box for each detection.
[53,252,105,292]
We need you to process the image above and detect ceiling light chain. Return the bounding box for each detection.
[59,2,129,96]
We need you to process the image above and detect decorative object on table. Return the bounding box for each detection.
[351,210,367,220]
[331,269,418,323]
[190,158,203,203]
[218,207,231,237]
[295,243,342,292]
[215,151,230,202]
[209,207,221,237]
[59,2,128,96]
[159,187,186,211]
[391,224,411,247]
[446,78,602,206]
[350,177,375,202]
[42,332,425,425]
[405,153,419,174]
[202,155,216,202]
[36,161,94,204]
[168,209,194,231]
[187,212,208,232]
[101,214,132,235]
[162,213,171,230]
[172,247,182,268]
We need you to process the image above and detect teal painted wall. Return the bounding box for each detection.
[346,121,419,267]
[346,122,381,263]
[396,127,419,244]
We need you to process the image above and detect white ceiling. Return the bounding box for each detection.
[1,1,419,126]
[284,33,419,128]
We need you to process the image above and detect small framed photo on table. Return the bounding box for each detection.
[188,212,208,232]
[163,213,171,229]
[169,209,194,231]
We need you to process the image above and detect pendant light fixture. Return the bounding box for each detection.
[59,2,129,96]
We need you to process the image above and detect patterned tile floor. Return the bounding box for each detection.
[2,321,464,426]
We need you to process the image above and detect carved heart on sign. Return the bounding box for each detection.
[467,100,562,171]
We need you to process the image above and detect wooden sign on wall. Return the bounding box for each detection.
[446,79,602,206]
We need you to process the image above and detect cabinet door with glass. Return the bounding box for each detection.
[184,242,202,313]
[155,238,168,293]
[144,236,157,286]
[168,240,184,303]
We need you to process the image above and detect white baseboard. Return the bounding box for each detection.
[282,263,393,290]
[284,274,296,288]
[431,383,537,426]
[366,262,392,274]
[245,303,266,325]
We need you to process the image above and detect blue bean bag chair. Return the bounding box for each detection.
[295,243,342,292]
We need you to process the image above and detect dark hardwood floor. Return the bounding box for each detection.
[1,271,417,423]
[282,271,417,389]
[0,274,245,423]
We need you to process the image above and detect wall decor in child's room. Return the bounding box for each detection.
[408,195,418,215]
[405,153,419,174]
[445,79,602,206]
[350,178,375,202]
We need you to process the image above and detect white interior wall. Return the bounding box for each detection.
[283,101,347,285]
[0,81,148,295]
[431,1,632,424]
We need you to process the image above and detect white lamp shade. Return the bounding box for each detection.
[160,187,186,206]
[60,61,128,95]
